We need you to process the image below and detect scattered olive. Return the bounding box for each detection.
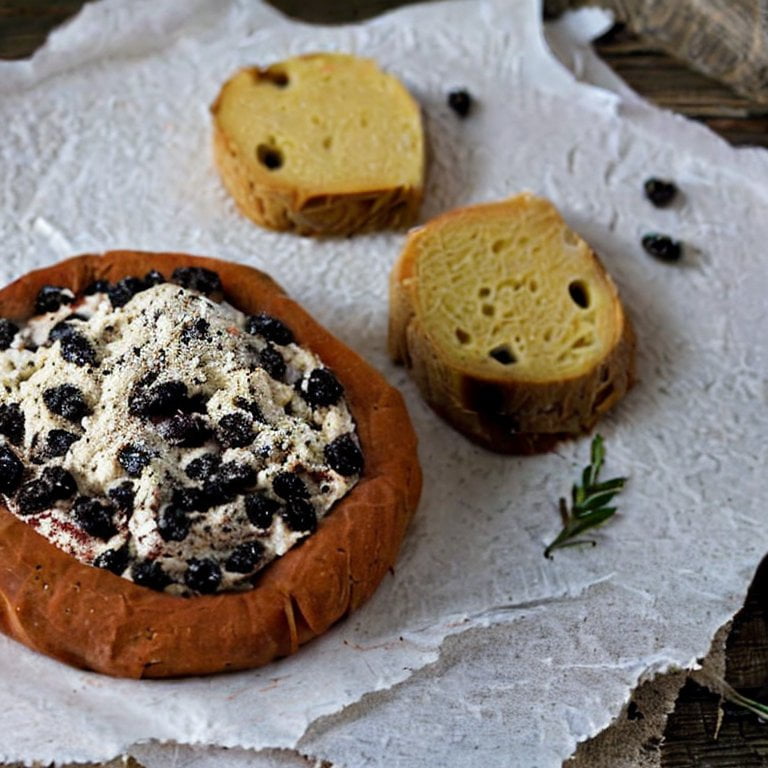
[108,276,147,308]
[258,344,286,381]
[17,466,77,515]
[217,412,254,448]
[641,233,683,263]
[644,178,678,208]
[272,471,309,500]
[45,429,80,457]
[447,88,472,118]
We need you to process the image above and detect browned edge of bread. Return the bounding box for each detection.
[212,120,423,237]
[0,251,422,677]
[388,204,636,455]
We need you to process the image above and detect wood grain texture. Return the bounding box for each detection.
[661,556,768,768]
[1,1,768,766]
[545,0,768,104]
[593,23,768,148]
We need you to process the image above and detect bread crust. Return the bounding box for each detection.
[0,251,421,677]
[211,57,424,237]
[213,126,422,236]
[389,200,635,454]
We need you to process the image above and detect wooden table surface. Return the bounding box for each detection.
[1,3,768,767]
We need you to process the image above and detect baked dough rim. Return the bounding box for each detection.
[0,251,422,678]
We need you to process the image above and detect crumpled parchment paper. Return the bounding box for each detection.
[1,1,767,766]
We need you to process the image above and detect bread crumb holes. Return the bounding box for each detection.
[257,144,284,170]
[262,67,289,87]
[489,344,516,365]
[568,280,590,309]
[455,328,471,345]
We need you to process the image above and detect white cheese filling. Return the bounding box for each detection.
[0,280,361,595]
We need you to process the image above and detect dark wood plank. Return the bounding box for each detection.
[593,23,768,147]
[0,0,89,59]
[662,556,768,768]
[546,0,768,105]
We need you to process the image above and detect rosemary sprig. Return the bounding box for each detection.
[544,434,627,558]
[693,667,768,723]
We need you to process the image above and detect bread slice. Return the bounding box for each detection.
[211,53,424,236]
[0,251,421,677]
[389,194,635,453]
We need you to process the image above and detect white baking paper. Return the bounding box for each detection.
[1,1,767,766]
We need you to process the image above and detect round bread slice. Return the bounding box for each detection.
[211,53,424,236]
[389,194,635,453]
[0,251,421,678]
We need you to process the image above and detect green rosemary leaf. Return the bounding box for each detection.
[566,507,616,535]
[545,538,597,555]
[575,489,620,513]
[693,667,768,721]
[589,434,605,482]
[544,529,575,558]
[728,690,768,720]
[544,435,627,557]
[588,477,627,494]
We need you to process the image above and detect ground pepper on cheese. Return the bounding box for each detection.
[0,269,363,596]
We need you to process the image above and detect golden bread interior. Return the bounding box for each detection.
[405,195,625,382]
[212,53,423,196]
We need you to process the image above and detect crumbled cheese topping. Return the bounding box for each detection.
[0,278,361,595]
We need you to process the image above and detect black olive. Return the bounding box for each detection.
[0,318,19,350]
[184,558,222,594]
[0,445,24,495]
[157,505,191,542]
[72,496,118,540]
[171,267,222,296]
[93,546,130,575]
[225,541,266,573]
[643,178,677,208]
[641,233,683,263]
[324,433,364,476]
[0,402,25,445]
[297,368,343,408]
[447,89,472,118]
[244,493,280,529]
[131,559,171,591]
[245,313,294,345]
[43,384,91,422]
[35,285,74,314]
[216,412,254,448]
